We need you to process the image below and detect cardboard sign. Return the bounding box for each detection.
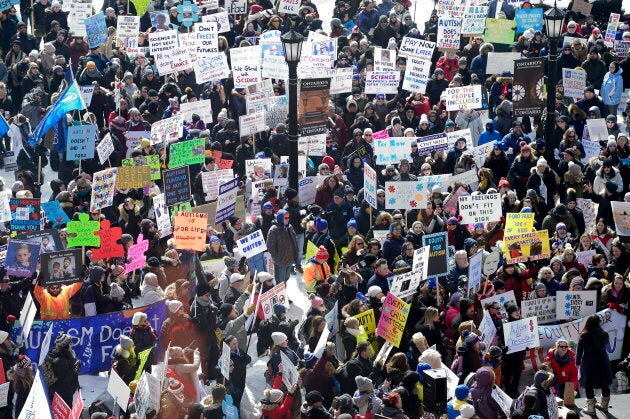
[115,165,150,190]
[571,0,592,15]
[66,213,100,247]
[503,316,540,354]
[515,8,543,33]
[458,193,502,223]
[90,168,117,212]
[40,249,82,286]
[236,230,267,258]
[374,137,411,165]
[215,178,239,224]
[402,56,431,93]
[163,166,191,207]
[422,232,449,277]
[10,198,40,236]
[521,296,556,324]
[484,18,516,44]
[437,17,462,50]
[461,5,488,35]
[562,68,586,100]
[445,85,483,111]
[173,212,207,252]
[376,292,410,347]
[467,251,483,297]
[6,240,40,277]
[556,291,598,320]
[66,124,97,161]
[258,282,288,320]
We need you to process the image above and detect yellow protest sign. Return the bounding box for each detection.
[484,18,516,45]
[503,230,550,263]
[354,309,379,355]
[505,212,535,235]
[134,347,153,380]
[115,165,151,190]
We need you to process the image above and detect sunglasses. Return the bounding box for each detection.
[558,345,568,348]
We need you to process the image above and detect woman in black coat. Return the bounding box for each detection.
[576,314,613,414]
[525,159,558,211]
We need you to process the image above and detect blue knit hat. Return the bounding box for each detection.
[416,362,431,382]
[347,219,358,229]
[262,202,274,210]
[455,384,469,400]
[273,304,286,316]
[315,218,328,232]
[303,351,318,368]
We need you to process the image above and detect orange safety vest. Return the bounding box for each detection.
[34,282,83,320]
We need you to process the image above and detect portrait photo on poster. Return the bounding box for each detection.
[40,249,83,286]
[5,240,41,278]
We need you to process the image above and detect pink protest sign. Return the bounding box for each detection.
[372,129,389,139]
[124,233,149,273]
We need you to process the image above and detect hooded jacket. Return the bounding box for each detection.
[266,210,298,267]
[600,67,624,105]
[470,368,505,419]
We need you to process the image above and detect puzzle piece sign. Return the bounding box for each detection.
[125,234,148,273]
[66,213,101,247]
[91,220,124,260]
[40,201,70,227]
[177,1,199,27]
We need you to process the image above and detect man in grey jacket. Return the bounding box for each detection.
[266,209,298,284]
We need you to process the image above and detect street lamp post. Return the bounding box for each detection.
[543,2,565,161]
[281,29,303,192]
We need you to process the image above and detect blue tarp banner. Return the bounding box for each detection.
[13,300,167,374]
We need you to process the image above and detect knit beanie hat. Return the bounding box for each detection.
[303,351,318,368]
[273,303,286,316]
[315,246,329,261]
[89,266,105,283]
[16,354,31,369]
[120,335,134,350]
[132,312,147,326]
[55,333,72,348]
[271,332,287,345]
[355,376,373,392]
[265,388,284,403]
[167,300,183,314]
[315,218,328,232]
[454,384,469,400]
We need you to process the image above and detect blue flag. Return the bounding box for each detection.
[28,81,85,146]
[0,115,8,138]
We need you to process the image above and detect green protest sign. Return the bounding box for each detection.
[484,18,516,45]
[169,139,205,168]
[66,213,101,247]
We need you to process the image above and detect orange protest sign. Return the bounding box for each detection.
[173,211,208,251]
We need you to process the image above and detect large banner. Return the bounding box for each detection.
[299,78,331,136]
[14,301,167,374]
[513,58,545,117]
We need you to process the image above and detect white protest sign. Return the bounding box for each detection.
[151,114,183,142]
[586,118,608,143]
[153,193,172,236]
[17,370,52,419]
[491,387,513,418]
[374,137,411,165]
[412,245,430,276]
[478,310,497,351]
[298,176,318,206]
[245,158,272,176]
[398,37,435,61]
[416,133,448,155]
[563,68,586,100]
[278,0,300,14]
[471,142,495,167]
[202,169,234,201]
[364,71,400,94]
[576,250,596,267]
[178,32,198,62]
[312,325,330,358]
[521,296,556,324]
[373,230,388,245]
[445,85,483,111]
[236,230,267,258]
[154,48,192,75]
[231,45,262,88]
[483,251,501,276]
[180,100,213,124]
[363,163,378,209]
[107,369,131,412]
[458,193,502,223]
[480,290,517,321]
[450,169,479,190]
[246,91,269,115]
[134,372,160,419]
[149,30,177,56]
[390,270,422,299]
[402,57,431,93]
[215,178,239,224]
[96,136,114,165]
[239,111,266,136]
[218,342,231,379]
[330,67,353,94]
[486,52,522,75]
[67,2,91,37]
[262,55,289,81]
[79,85,94,106]
[385,181,426,210]
[0,382,8,408]
[373,47,397,72]
[194,53,231,83]
[503,316,540,354]
[280,351,299,389]
[195,22,219,55]
[117,15,140,38]
[298,134,326,156]
[461,5,488,35]
[202,11,230,33]
[259,282,288,319]
[467,251,483,297]
[556,290,597,320]
[437,17,462,50]
[581,140,600,161]
[226,0,246,14]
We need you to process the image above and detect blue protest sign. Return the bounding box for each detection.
[66,124,97,161]
[41,201,71,227]
[0,0,19,13]
[515,8,543,33]
[13,300,167,374]
[85,12,109,48]
[177,1,199,27]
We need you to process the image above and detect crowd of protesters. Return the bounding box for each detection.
[0,0,627,418]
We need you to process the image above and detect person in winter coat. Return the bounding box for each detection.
[7,354,33,416]
[112,335,138,384]
[600,62,624,116]
[130,312,157,372]
[426,68,450,107]
[380,392,408,419]
[344,156,364,194]
[469,367,505,419]
[526,157,558,210]
[544,339,578,398]
[493,99,514,138]
[452,331,483,384]
[502,302,526,397]
[526,370,555,419]
[582,47,607,90]
[577,314,613,414]
[166,346,201,404]
[445,137,467,173]
[266,209,298,284]
[302,345,338,408]
[357,1,380,35]
[470,42,493,81]
[42,333,81,407]
[542,203,579,239]
[592,159,623,195]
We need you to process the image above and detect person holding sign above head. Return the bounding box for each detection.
[33,271,83,320]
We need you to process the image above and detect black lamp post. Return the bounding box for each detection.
[543,2,565,160]
[281,29,303,192]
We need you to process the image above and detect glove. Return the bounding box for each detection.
[246,305,256,316]
[506,147,513,155]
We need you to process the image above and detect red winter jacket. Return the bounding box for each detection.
[545,348,579,390]
[261,374,295,419]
